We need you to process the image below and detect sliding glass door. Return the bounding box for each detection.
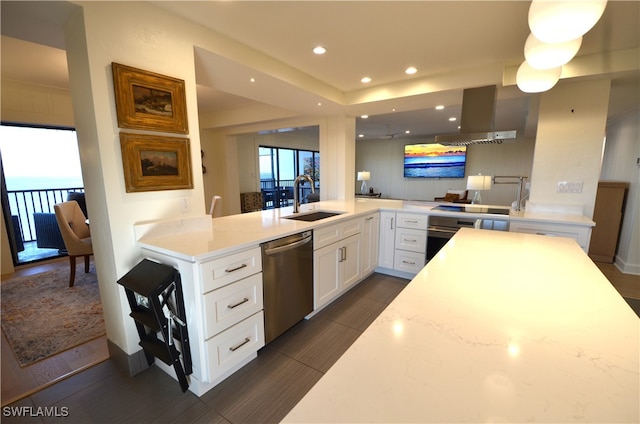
[259,146,319,209]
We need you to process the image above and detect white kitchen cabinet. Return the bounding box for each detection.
[377,211,428,277]
[509,220,592,252]
[378,211,396,269]
[360,212,380,277]
[314,219,362,311]
[140,245,265,397]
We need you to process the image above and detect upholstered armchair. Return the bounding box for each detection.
[54,201,93,287]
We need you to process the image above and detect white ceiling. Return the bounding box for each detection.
[1,1,638,140]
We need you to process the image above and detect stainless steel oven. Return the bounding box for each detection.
[427,215,509,261]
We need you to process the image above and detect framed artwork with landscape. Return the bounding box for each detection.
[120,133,193,192]
[112,63,188,134]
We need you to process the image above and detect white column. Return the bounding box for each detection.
[529,79,611,219]
[319,115,356,200]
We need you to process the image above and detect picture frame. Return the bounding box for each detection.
[120,133,193,192]
[112,63,188,134]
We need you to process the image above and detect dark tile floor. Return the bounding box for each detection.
[3,273,408,424]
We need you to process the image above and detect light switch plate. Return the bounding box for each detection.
[557,181,583,193]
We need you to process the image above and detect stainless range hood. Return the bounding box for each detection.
[435,85,517,146]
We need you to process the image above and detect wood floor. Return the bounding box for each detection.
[1,258,637,423]
[1,258,109,407]
[2,272,410,423]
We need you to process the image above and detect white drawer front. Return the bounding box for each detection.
[394,228,427,253]
[314,224,342,250]
[396,212,428,230]
[509,222,591,251]
[201,247,262,293]
[205,311,265,382]
[393,250,425,274]
[314,218,362,250]
[203,273,264,339]
[341,218,363,239]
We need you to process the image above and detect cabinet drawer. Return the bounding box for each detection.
[509,222,591,251]
[396,212,428,230]
[314,218,362,250]
[205,311,265,382]
[200,247,262,293]
[394,228,427,253]
[203,273,264,339]
[393,250,426,275]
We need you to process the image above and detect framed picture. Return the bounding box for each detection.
[112,63,188,134]
[120,133,193,192]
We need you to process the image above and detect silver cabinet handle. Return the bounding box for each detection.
[225,263,248,273]
[229,337,251,352]
[405,219,418,224]
[365,216,373,221]
[402,260,416,265]
[342,246,347,261]
[536,232,556,236]
[227,297,249,309]
[404,238,417,243]
[390,217,394,230]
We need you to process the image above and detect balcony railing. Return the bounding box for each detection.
[7,187,84,263]
[260,179,316,209]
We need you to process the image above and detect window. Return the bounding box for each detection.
[1,123,84,264]
[258,146,319,209]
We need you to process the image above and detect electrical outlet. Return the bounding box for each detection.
[180,197,191,213]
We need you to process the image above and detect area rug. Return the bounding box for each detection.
[1,264,105,367]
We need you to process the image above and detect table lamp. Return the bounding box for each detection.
[357,171,370,194]
[467,174,492,204]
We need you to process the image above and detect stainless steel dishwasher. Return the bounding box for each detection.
[261,231,314,343]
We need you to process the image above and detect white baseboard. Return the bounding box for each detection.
[614,256,640,275]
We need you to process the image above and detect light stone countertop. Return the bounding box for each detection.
[135,198,594,262]
[282,228,639,423]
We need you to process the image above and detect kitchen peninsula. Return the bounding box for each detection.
[283,228,639,423]
[134,198,623,402]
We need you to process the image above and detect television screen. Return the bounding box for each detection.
[404,143,467,178]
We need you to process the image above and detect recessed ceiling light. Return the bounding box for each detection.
[405,130,411,134]
[317,102,322,106]
[361,115,369,119]
[405,66,417,75]
[361,76,372,84]
[358,134,364,138]
[449,117,457,122]
[392,108,397,112]
[435,105,445,110]
[313,46,326,55]
[250,78,256,83]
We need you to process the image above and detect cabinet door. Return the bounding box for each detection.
[341,234,362,291]
[378,211,396,269]
[361,213,380,276]
[314,243,341,310]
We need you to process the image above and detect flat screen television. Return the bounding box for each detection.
[404,143,467,178]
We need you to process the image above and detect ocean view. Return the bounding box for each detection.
[5,176,84,191]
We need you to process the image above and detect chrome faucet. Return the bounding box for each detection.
[493,175,528,211]
[293,175,315,213]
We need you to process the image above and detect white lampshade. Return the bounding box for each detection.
[467,175,492,191]
[528,0,607,44]
[516,61,562,93]
[357,171,370,181]
[524,33,582,70]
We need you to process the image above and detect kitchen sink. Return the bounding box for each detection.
[282,211,345,222]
